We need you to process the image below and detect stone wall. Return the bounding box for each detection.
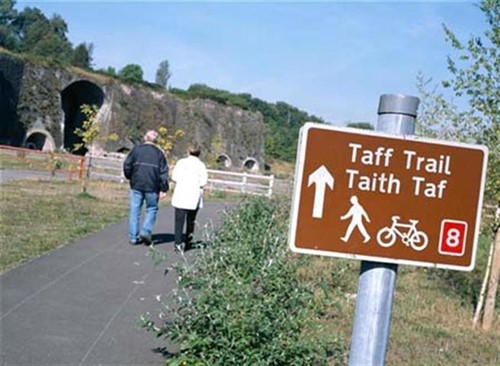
[0,51,265,170]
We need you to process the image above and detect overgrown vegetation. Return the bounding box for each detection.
[1,147,83,177]
[142,197,347,365]
[142,196,499,365]
[426,234,498,309]
[387,266,499,366]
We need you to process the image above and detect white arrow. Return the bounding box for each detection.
[308,165,334,219]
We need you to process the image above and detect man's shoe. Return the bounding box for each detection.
[129,239,141,246]
[140,234,152,246]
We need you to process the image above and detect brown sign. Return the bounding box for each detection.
[289,123,488,271]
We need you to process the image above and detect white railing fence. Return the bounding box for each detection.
[86,155,283,197]
[205,169,274,197]
[88,154,126,182]
[0,145,290,198]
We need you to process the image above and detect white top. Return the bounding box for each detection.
[171,155,208,210]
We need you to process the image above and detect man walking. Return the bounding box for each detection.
[171,142,208,252]
[123,130,169,245]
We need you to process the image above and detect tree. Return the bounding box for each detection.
[73,104,99,193]
[155,126,184,158]
[73,104,117,194]
[72,42,93,69]
[119,64,144,83]
[11,7,47,52]
[155,59,171,88]
[98,66,117,76]
[442,0,499,207]
[11,7,73,63]
[420,0,499,331]
[0,0,19,50]
[415,71,472,141]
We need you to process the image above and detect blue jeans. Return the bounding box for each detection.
[128,189,159,242]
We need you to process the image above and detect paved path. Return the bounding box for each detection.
[1,202,233,366]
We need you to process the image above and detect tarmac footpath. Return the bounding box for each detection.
[1,201,233,366]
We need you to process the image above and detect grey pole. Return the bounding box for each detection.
[348,94,419,366]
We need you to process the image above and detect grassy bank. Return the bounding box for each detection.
[0,179,130,272]
[309,259,500,365]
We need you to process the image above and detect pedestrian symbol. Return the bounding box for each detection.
[340,195,371,243]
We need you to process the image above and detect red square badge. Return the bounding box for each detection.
[439,220,468,257]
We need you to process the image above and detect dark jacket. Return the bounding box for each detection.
[123,143,169,193]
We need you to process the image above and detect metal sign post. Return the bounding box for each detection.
[348,94,419,366]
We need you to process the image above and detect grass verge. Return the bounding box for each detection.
[0,177,246,273]
[0,179,129,272]
[388,266,500,365]
[300,255,500,365]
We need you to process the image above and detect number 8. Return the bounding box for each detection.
[446,228,461,248]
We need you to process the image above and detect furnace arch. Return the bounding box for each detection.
[61,80,104,155]
[24,129,55,151]
[242,157,259,172]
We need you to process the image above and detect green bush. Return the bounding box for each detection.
[143,197,345,365]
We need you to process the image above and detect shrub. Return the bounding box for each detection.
[143,197,345,365]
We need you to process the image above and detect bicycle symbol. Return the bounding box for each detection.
[376,216,429,251]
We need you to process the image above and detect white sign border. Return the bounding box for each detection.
[288,122,489,272]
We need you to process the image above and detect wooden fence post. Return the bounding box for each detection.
[78,157,85,180]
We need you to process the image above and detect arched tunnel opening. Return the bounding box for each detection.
[0,63,24,146]
[216,154,232,169]
[61,80,104,155]
[243,158,259,172]
[25,130,55,151]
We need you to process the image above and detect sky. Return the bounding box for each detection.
[17,1,487,126]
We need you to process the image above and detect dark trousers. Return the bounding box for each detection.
[174,207,199,245]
